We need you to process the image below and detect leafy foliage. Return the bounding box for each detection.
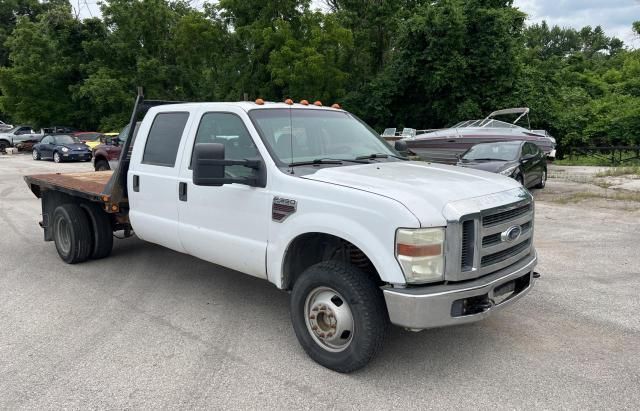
[0,0,637,154]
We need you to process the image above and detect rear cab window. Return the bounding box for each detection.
[142,112,190,167]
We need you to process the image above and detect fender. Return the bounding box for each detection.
[266,211,412,289]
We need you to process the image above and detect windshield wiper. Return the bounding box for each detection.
[466,158,503,161]
[288,158,371,167]
[355,153,407,160]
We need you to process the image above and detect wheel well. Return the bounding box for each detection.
[282,233,382,290]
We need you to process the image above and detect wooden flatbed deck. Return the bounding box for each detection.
[25,171,114,201]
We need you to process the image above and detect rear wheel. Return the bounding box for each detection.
[53,151,62,163]
[290,261,388,373]
[95,159,109,171]
[32,149,40,160]
[0,140,9,153]
[535,169,547,189]
[52,204,93,264]
[80,202,113,259]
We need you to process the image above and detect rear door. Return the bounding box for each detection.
[128,111,192,252]
[176,108,270,279]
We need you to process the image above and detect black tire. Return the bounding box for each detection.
[52,203,93,264]
[95,159,110,171]
[80,202,113,259]
[290,261,388,373]
[0,140,9,153]
[53,151,62,163]
[32,149,41,160]
[535,168,547,189]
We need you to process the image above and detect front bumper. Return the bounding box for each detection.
[383,251,537,330]
[63,152,92,161]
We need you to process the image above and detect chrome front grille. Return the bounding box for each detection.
[443,187,535,282]
[482,203,531,227]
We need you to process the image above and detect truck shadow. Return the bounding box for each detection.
[103,236,520,379]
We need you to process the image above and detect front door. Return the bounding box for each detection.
[128,111,192,252]
[177,109,270,279]
[38,136,54,158]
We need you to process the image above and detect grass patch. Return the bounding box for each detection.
[594,166,640,177]
[555,154,640,167]
[550,191,640,204]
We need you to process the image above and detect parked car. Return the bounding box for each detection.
[32,134,92,163]
[456,140,547,189]
[74,132,104,149]
[25,95,538,372]
[93,124,139,171]
[0,125,43,152]
[0,120,13,131]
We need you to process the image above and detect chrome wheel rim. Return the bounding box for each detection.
[54,153,60,162]
[55,217,71,254]
[541,170,546,186]
[304,287,354,352]
[32,149,38,159]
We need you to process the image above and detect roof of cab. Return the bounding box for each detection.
[147,101,344,113]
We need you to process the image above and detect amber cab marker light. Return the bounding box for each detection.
[284,98,294,105]
[313,100,323,106]
[300,99,309,105]
[255,98,265,105]
[331,103,341,109]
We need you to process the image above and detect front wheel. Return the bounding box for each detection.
[290,261,388,373]
[53,151,62,163]
[94,159,109,171]
[515,173,524,186]
[32,149,40,160]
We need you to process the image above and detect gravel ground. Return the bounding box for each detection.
[1,153,639,409]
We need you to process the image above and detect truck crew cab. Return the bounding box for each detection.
[25,92,538,372]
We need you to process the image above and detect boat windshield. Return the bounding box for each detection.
[249,109,398,165]
[462,141,521,161]
[478,119,521,129]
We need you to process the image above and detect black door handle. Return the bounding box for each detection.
[133,175,139,192]
[179,182,187,201]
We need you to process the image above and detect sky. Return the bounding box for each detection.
[74,0,640,48]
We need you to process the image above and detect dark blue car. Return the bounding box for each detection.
[32,134,92,163]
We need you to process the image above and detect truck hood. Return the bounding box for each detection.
[301,161,521,226]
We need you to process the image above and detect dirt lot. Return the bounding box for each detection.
[1,154,639,409]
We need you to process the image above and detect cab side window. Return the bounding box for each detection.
[41,136,52,144]
[142,112,189,167]
[191,113,259,177]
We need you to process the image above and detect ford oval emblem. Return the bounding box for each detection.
[501,225,522,243]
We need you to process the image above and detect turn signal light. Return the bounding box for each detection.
[285,98,294,105]
[313,100,323,106]
[331,103,341,109]
[255,98,265,105]
[300,100,309,105]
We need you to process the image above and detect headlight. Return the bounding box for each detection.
[499,165,517,176]
[395,227,445,284]
[61,147,70,153]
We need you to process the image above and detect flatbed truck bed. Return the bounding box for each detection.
[25,171,114,202]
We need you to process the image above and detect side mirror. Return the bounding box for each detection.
[192,143,265,187]
[394,140,408,153]
[521,153,535,163]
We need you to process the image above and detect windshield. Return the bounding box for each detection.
[249,109,398,165]
[79,133,102,141]
[54,135,79,145]
[462,142,520,161]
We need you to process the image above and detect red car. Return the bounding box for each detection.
[92,123,139,171]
